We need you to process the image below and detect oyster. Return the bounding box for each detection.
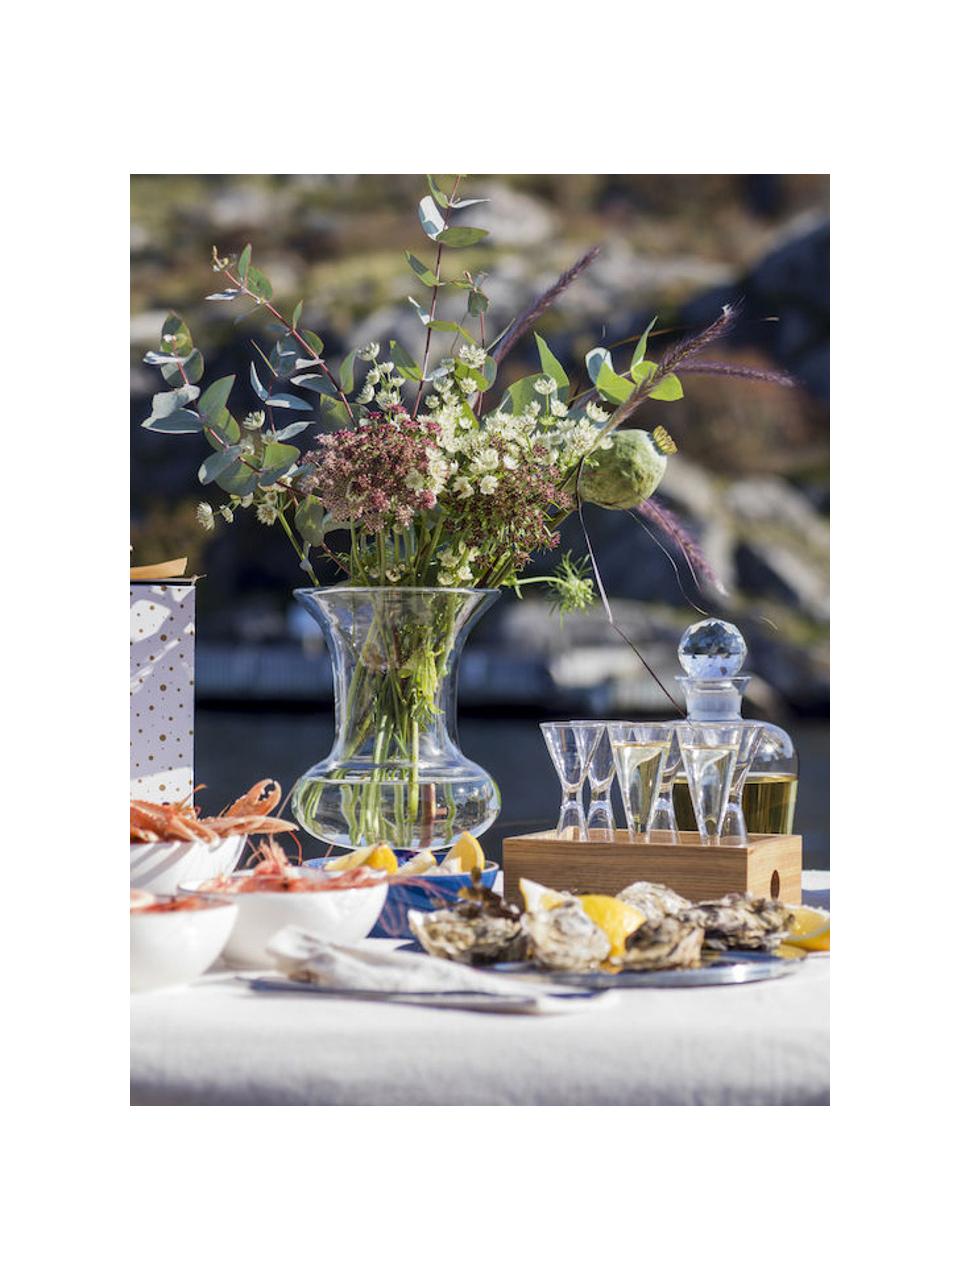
[617,881,692,926]
[621,916,704,971]
[525,900,610,972]
[685,892,795,952]
[408,876,528,965]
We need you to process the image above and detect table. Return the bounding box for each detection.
[130,873,829,1106]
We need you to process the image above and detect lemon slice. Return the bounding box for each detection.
[396,851,437,876]
[364,844,399,874]
[443,832,485,873]
[785,905,830,952]
[325,846,374,871]
[519,878,569,912]
[578,895,646,959]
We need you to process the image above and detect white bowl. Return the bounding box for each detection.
[180,870,388,969]
[130,835,245,897]
[130,899,238,992]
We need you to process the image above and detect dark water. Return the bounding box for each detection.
[196,709,829,869]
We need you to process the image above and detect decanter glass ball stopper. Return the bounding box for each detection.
[678,618,748,679]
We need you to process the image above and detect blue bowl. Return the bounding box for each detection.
[305,856,499,939]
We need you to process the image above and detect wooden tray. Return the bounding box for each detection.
[501,830,802,906]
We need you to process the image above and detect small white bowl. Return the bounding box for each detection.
[130,899,238,992]
[130,834,246,897]
[180,869,388,969]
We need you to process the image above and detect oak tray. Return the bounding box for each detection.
[501,830,802,906]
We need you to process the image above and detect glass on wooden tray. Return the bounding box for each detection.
[572,720,617,842]
[609,722,676,842]
[675,721,744,844]
[540,721,600,840]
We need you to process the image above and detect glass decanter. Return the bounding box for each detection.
[671,618,798,837]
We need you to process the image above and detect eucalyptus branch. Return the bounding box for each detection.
[413,175,463,415]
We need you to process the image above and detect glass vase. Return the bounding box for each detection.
[290,587,501,852]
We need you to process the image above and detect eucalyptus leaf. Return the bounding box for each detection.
[205,407,241,451]
[143,384,200,427]
[630,358,658,386]
[586,347,611,383]
[266,391,313,411]
[205,290,241,301]
[389,340,422,381]
[144,408,204,434]
[258,440,300,485]
[160,348,203,387]
[535,333,569,391]
[339,350,357,395]
[436,226,488,248]
[467,288,488,316]
[594,360,634,405]
[404,250,441,287]
[418,195,444,240]
[502,374,545,415]
[630,315,658,372]
[245,265,273,300]
[318,394,353,429]
[272,334,301,378]
[427,319,474,343]
[291,372,337,396]
[198,375,235,421]
[237,244,252,282]
[199,444,244,484]
[273,420,312,441]
[294,495,338,543]
[292,300,303,329]
[215,459,260,497]
[426,176,450,209]
[448,196,488,210]
[301,330,325,356]
[142,351,183,366]
[161,313,192,356]
[408,296,432,325]
[250,362,270,402]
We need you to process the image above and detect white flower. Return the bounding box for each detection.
[526,400,541,416]
[502,452,518,470]
[534,376,557,396]
[375,389,396,409]
[475,447,499,472]
[242,410,266,430]
[438,569,457,586]
[585,400,609,423]
[366,368,382,385]
[219,505,234,524]
[550,398,569,418]
[424,396,440,410]
[359,342,380,361]
[196,502,215,531]
[452,476,475,498]
[256,502,278,527]
[458,343,487,369]
[458,564,474,581]
[458,377,478,395]
[479,474,499,494]
[405,468,427,492]
[379,361,395,374]
[385,566,402,583]
[355,385,375,404]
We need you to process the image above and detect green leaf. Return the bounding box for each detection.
[250,362,270,402]
[161,348,203,387]
[301,330,325,356]
[272,334,301,378]
[339,349,357,395]
[266,391,313,411]
[291,372,338,396]
[292,300,303,330]
[215,458,260,497]
[143,384,199,427]
[586,348,634,405]
[273,420,312,441]
[245,264,273,300]
[144,408,204,434]
[199,445,244,484]
[467,287,488,316]
[630,359,658,386]
[426,175,450,209]
[436,226,488,248]
[418,195,444,240]
[427,319,474,344]
[390,340,422,381]
[204,407,240,451]
[408,296,432,326]
[198,375,235,421]
[502,375,545,415]
[535,334,569,392]
[630,315,658,373]
[160,313,192,357]
[295,495,335,543]
[318,394,353,429]
[258,440,300,485]
[648,373,684,402]
[237,244,252,283]
[404,250,441,287]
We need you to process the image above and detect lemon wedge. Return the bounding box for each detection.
[396,851,437,876]
[519,878,569,912]
[364,844,399,874]
[578,895,646,959]
[325,846,375,871]
[443,832,485,873]
[785,905,830,952]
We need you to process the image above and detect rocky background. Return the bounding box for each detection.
[131,175,829,719]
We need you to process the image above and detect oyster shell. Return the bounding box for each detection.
[407,876,528,965]
[525,901,610,972]
[617,881,692,926]
[684,892,795,952]
[621,916,705,970]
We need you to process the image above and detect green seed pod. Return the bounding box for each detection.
[579,427,677,510]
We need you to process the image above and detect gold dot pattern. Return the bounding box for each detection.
[130,583,195,803]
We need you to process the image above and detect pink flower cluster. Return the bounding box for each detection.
[302,411,439,533]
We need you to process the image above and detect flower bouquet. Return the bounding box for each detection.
[140,175,792,850]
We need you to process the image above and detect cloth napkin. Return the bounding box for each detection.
[264,926,616,1016]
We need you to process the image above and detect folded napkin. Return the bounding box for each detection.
[264,926,615,1016]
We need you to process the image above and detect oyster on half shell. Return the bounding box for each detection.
[684,892,795,952]
[525,901,610,972]
[621,916,704,971]
[408,877,528,966]
[617,881,692,926]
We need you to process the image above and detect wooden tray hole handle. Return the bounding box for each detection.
[770,870,781,898]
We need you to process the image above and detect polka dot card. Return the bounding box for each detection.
[130,581,196,803]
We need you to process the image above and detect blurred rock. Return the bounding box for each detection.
[473,183,556,245]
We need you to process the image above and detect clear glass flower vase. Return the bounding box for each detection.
[291,587,501,852]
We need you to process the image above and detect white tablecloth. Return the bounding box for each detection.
[131,872,829,1106]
